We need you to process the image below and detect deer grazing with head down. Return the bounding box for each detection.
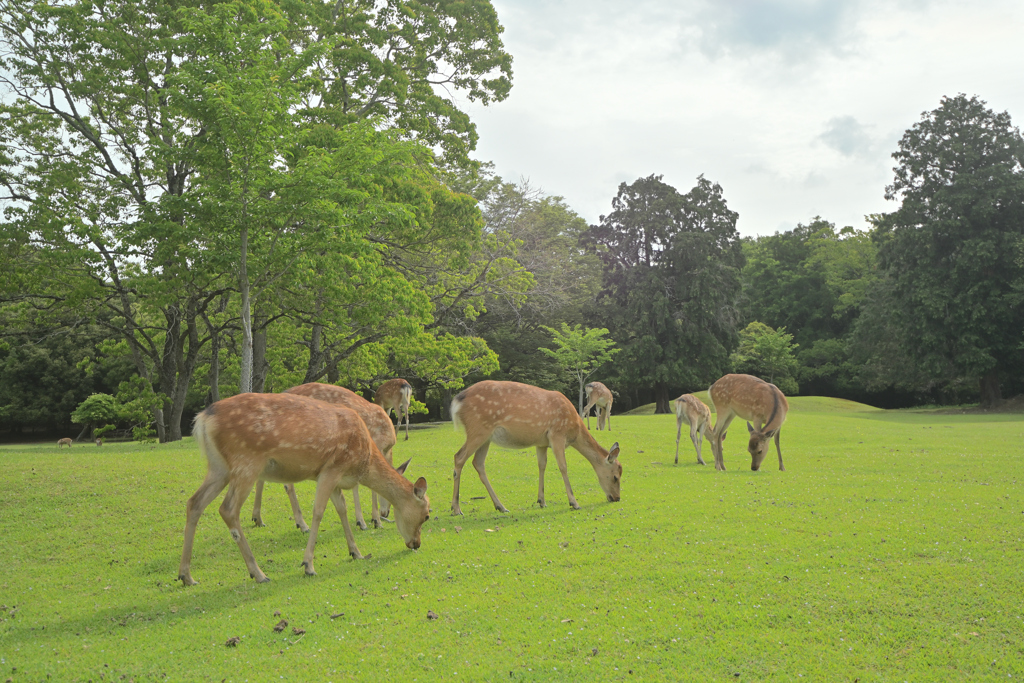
[708,374,789,472]
[374,378,413,441]
[582,381,614,431]
[674,393,711,465]
[248,383,398,533]
[178,392,429,585]
[449,380,622,515]
[57,438,73,448]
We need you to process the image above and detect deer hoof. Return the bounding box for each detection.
[570,503,581,510]
[357,521,368,531]
[178,574,198,587]
[252,518,266,527]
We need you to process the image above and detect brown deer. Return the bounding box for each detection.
[374,378,413,441]
[249,382,396,530]
[57,438,73,448]
[178,393,429,585]
[674,394,711,465]
[708,374,789,472]
[449,380,621,515]
[582,381,614,431]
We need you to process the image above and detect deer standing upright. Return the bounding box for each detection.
[449,380,621,515]
[582,381,614,431]
[374,378,413,441]
[674,393,711,465]
[178,393,429,585]
[708,374,789,472]
[247,383,397,532]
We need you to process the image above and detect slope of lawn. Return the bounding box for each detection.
[0,405,1022,681]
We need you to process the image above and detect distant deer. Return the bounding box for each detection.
[57,438,72,448]
[374,378,413,441]
[708,374,789,472]
[252,382,397,530]
[450,380,621,515]
[178,393,429,585]
[674,394,712,465]
[582,381,614,431]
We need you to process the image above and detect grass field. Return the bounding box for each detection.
[1,399,1022,681]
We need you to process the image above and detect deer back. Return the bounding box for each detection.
[452,380,585,449]
[709,374,788,432]
[285,383,396,457]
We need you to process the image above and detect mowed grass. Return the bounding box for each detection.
[1,401,1022,682]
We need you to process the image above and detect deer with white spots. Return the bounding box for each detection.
[708,374,789,472]
[449,380,622,515]
[178,392,429,585]
[248,382,398,532]
[582,381,614,431]
[674,393,712,465]
[374,378,413,441]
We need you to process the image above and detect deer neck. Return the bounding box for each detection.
[360,451,413,506]
[570,424,607,465]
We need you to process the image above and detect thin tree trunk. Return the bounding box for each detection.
[239,225,253,394]
[654,383,671,414]
[979,371,1002,408]
[252,316,269,392]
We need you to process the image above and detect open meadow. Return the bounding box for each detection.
[1,398,1022,682]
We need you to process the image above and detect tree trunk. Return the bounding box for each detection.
[441,387,453,420]
[208,328,221,405]
[239,225,253,394]
[654,383,671,414]
[252,314,269,393]
[304,322,325,384]
[979,372,1002,409]
[578,380,586,416]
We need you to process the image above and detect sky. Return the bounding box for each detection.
[462,0,1024,236]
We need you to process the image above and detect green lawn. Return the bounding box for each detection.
[1,402,1022,681]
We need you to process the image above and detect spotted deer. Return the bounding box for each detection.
[582,381,614,431]
[449,380,621,515]
[57,438,73,448]
[248,383,398,533]
[178,393,429,585]
[374,378,413,441]
[674,393,712,465]
[708,374,789,472]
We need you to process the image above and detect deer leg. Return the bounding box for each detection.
[300,478,337,576]
[551,440,579,509]
[536,446,549,507]
[403,408,410,441]
[283,483,309,532]
[472,442,508,513]
[330,488,369,561]
[675,416,684,465]
[775,430,785,471]
[377,444,393,521]
[711,413,735,471]
[691,424,705,465]
[178,470,229,586]
[451,436,488,515]
[351,486,368,531]
[217,473,267,583]
[251,480,266,527]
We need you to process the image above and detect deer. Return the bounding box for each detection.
[582,381,614,431]
[178,392,429,586]
[57,438,73,448]
[707,374,789,472]
[374,378,413,441]
[449,380,622,515]
[247,382,396,531]
[674,393,712,465]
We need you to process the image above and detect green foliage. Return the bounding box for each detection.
[730,322,800,395]
[70,394,120,438]
[585,174,744,411]
[866,94,1024,404]
[1,408,1022,680]
[539,323,620,411]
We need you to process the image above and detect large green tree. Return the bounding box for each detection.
[869,94,1024,406]
[584,175,745,413]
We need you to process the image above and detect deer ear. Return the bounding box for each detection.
[396,458,411,474]
[606,442,620,464]
[414,477,427,500]
[764,428,778,439]
[746,421,754,433]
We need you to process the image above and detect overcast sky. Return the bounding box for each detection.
[462,0,1024,236]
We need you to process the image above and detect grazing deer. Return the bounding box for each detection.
[708,374,789,472]
[582,381,614,431]
[248,382,396,530]
[178,393,429,585]
[449,380,622,515]
[374,378,413,441]
[57,438,73,448]
[674,394,711,465]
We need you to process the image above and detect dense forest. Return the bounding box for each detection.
[2,1,1023,441]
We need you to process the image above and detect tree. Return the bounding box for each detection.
[584,175,745,413]
[731,322,800,395]
[539,323,620,414]
[871,94,1024,406]
[71,394,120,441]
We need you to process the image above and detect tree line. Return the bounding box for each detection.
[2,1,1022,440]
